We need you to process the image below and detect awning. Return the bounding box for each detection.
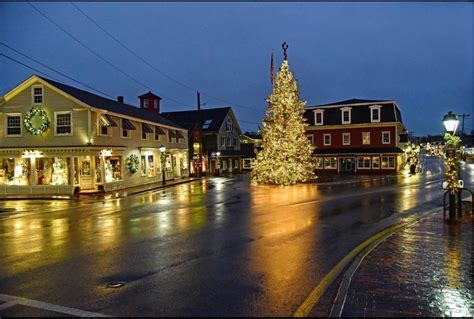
[100,114,118,127]
[175,131,185,139]
[155,126,165,135]
[122,119,136,130]
[168,130,176,138]
[142,123,154,134]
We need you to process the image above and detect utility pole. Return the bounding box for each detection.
[459,113,470,141]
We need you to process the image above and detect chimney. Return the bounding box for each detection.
[117,96,124,103]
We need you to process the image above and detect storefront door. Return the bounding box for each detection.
[79,156,94,190]
[339,157,355,174]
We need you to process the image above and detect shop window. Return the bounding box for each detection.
[6,114,22,136]
[104,156,122,182]
[32,85,43,104]
[141,155,147,176]
[0,158,30,185]
[324,157,337,169]
[362,132,371,145]
[36,157,70,185]
[357,157,371,169]
[382,156,396,169]
[372,156,380,169]
[315,157,324,169]
[147,155,155,177]
[55,112,72,135]
[181,154,188,170]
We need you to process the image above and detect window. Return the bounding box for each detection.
[371,107,381,122]
[233,138,238,147]
[362,132,371,145]
[372,156,380,169]
[324,157,337,169]
[6,114,22,136]
[314,110,324,125]
[153,100,158,109]
[36,157,70,185]
[141,124,148,140]
[315,157,324,169]
[104,156,122,182]
[357,156,371,169]
[32,85,43,104]
[227,137,232,147]
[323,134,331,146]
[202,119,212,129]
[141,155,147,176]
[0,158,31,185]
[226,117,233,132]
[307,134,314,145]
[55,112,72,135]
[221,136,226,147]
[154,127,160,141]
[342,133,350,145]
[381,156,396,169]
[382,132,390,144]
[147,155,155,177]
[121,119,129,138]
[341,107,352,124]
[143,99,149,108]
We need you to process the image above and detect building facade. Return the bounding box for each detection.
[304,99,407,175]
[0,75,188,195]
[162,107,243,175]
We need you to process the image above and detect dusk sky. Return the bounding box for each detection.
[1,2,472,135]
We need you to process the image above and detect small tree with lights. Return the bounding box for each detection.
[251,43,315,185]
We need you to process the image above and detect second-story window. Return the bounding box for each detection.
[362,132,371,145]
[155,127,160,141]
[307,134,314,145]
[221,136,226,147]
[382,131,390,144]
[143,99,149,108]
[226,117,233,132]
[323,133,331,146]
[342,132,350,145]
[32,85,43,104]
[55,112,72,135]
[6,114,22,136]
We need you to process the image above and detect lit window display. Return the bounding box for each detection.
[104,156,122,182]
[141,155,147,176]
[0,158,31,185]
[36,157,70,185]
[180,154,188,170]
[147,155,155,177]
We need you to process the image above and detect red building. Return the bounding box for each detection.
[304,99,407,175]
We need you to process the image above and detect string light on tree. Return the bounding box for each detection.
[252,43,315,186]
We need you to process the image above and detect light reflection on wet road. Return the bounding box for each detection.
[0,155,472,316]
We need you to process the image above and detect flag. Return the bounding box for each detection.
[270,49,274,85]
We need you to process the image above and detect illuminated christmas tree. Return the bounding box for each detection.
[252,45,315,185]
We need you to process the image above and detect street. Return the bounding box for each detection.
[0,155,472,316]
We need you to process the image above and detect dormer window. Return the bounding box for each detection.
[143,99,149,108]
[370,105,382,123]
[153,100,158,109]
[313,110,324,125]
[32,85,43,104]
[341,107,352,124]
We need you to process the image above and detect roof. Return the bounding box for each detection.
[313,147,404,155]
[161,107,232,132]
[37,76,180,129]
[138,91,162,99]
[310,98,393,108]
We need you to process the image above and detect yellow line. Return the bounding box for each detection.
[293,214,425,317]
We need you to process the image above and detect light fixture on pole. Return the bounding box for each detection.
[443,111,459,135]
[160,145,166,185]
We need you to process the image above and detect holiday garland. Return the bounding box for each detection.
[126,154,140,174]
[24,107,50,135]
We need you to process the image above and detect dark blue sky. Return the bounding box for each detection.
[1,2,472,135]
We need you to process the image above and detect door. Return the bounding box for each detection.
[79,156,94,190]
[339,157,355,174]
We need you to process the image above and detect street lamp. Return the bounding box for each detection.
[216,151,221,176]
[160,145,166,185]
[442,111,460,223]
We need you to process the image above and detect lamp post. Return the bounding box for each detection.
[443,111,460,223]
[160,145,166,185]
[216,151,221,176]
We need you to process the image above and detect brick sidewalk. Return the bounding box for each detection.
[341,210,473,317]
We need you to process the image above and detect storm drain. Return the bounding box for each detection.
[106,281,126,289]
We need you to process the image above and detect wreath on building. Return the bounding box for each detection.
[126,154,140,174]
[24,107,50,135]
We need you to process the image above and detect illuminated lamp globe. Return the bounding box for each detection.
[159,145,166,153]
[442,111,459,135]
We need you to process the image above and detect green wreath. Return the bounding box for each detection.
[24,107,50,135]
[127,154,140,174]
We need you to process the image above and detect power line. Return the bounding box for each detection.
[1,53,64,82]
[27,1,193,110]
[0,41,114,99]
[69,1,259,112]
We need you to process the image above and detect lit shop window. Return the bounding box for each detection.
[147,155,155,177]
[315,157,324,169]
[104,156,122,182]
[357,157,371,169]
[0,158,31,185]
[95,157,102,184]
[324,157,337,169]
[141,155,147,176]
[381,156,396,169]
[36,157,70,185]
[372,156,380,169]
[181,154,188,170]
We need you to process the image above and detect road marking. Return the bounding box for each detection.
[293,208,441,317]
[0,294,110,317]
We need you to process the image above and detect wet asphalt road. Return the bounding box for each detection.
[0,155,472,316]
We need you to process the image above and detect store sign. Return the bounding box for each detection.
[101,149,113,157]
[22,149,44,158]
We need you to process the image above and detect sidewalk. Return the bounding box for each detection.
[340,207,473,317]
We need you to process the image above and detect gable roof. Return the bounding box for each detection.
[34,76,180,129]
[138,91,162,100]
[310,98,393,108]
[161,107,233,132]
